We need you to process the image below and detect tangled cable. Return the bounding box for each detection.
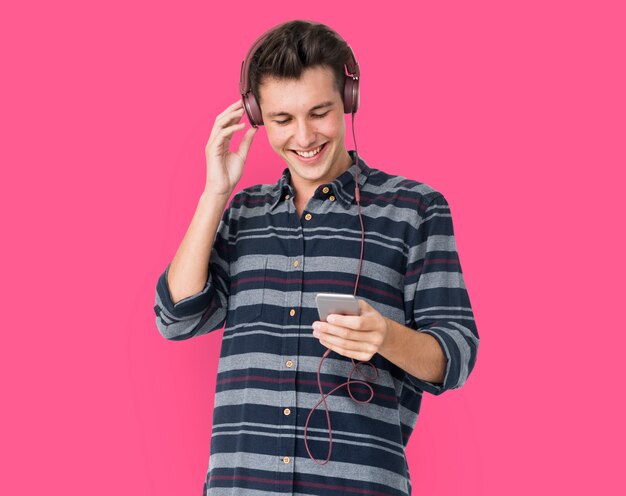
[303,348,379,464]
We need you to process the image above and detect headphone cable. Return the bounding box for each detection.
[304,110,380,465]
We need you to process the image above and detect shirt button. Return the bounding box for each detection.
[283,408,291,416]
[289,309,296,317]
[286,360,293,368]
[305,213,312,220]
[283,456,290,464]
[285,194,290,200]
[293,260,299,268]
[329,195,335,202]
[322,186,330,194]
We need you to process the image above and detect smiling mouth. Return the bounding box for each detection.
[289,142,328,158]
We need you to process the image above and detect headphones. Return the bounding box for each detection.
[239,22,361,127]
[238,22,377,467]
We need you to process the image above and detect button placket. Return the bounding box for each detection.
[279,219,303,484]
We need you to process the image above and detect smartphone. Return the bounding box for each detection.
[315,293,361,321]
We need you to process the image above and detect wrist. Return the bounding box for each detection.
[200,189,232,204]
[379,317,397,358]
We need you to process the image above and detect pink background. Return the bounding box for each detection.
[2,1,624,495]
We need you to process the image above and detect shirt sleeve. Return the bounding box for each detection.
[153,197,233,341]
[404,193,480,395]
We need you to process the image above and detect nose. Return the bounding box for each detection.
[293,118,317,149]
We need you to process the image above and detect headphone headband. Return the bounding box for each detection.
[239,23,360,127]
[239,25,276,98]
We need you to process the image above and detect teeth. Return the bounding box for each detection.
[294,144,323,158]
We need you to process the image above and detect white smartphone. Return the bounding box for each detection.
[315,293,361,321]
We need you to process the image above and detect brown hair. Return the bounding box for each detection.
[249,20,352,107]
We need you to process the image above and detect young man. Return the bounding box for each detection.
[154,20,479,496]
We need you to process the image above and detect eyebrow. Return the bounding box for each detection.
[266,101,334,118]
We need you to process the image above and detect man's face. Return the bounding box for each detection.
[258,65,352,194]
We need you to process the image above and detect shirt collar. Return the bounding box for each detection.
[269,150,371,211]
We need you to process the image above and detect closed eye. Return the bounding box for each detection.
[274,111,330,125]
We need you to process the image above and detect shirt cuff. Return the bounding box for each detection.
[403,329,453,396]
[155,262,214,319]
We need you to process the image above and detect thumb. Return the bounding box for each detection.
[358,298,370,314]
[237,126,258,159]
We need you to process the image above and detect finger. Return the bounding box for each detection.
[213,107,245,131]
[209,122,246,149]
[224,99,245,113]
[326,313,362,330]
[321,336,376,362]
[213,101,245,127]
[318,332,367,352]
[237,125,258,159]
[217,121,246,139]
[211,111,245,141]
[321,323,363,343]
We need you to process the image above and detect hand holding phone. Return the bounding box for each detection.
[315,293,361,321]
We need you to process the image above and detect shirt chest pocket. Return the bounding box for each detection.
[230,257,267,323]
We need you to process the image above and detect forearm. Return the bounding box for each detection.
[379,317,446,384]
[167,191,231,304]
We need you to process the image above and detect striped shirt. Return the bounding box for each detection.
[154,150,479,496]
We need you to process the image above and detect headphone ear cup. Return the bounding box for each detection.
[243,93,264,127]
[343,75,360,114]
